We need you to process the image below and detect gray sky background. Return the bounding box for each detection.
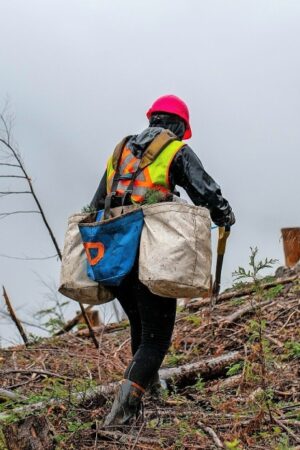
[0,0,299,346]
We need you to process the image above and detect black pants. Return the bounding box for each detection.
[113,266,177,389]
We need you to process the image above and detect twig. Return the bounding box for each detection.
[266,334,284,348]
[273,416,300,444]
[78,303,99,349]
[0,388,27,401]
[0,369,71,380]
[130,422,146,450]
[95,428,157,446]
[113,337,130,357]
[6,374,41,390]
[0,175,26,178]
[2,286,28,345]
[0,191,31,195]
[0,210,40,217]
[0,136,62,259]
[0,162,20,167]
[278,310,299,333]
[197,420,223,448]
[0,253,58,261]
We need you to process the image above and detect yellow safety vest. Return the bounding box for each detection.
[106,134,184,203]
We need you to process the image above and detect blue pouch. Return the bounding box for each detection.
[78,208,144,286]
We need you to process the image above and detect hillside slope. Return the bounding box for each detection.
[0,271,299,449]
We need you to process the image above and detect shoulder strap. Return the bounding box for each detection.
[112,136,132,170]
[139,130,177,170]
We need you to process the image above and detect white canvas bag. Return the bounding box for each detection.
[59,212,114,305]
[139,203,212,298]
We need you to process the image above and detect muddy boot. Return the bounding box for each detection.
[148,372,167,398]
[104,379,145,427]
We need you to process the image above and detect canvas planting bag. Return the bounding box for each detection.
[139,202,212,298]
[78,207,144,286]
[59,212,114,305]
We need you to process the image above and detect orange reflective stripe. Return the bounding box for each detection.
[124,156,139,174]
[120,147,131,163]
[83,242,105,266]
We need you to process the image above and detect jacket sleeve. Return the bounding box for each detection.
[90,171,107,211]
[170,146,233,226]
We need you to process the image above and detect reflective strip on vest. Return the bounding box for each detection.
[106,140,184,203]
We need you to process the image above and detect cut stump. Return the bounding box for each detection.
[3,415,55,450]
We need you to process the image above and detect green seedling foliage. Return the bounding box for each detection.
[140,188,174,205]
[225,438,242,449]
[193,375,205,391]
[275,433,293,450]
[184,314,201,326]
[232,280,251,290]
[263,284,284,300]
[0,430,7,450]
[284,341,300,359]
[226,361,243,377]
[81,204,96,213]
[262,275,276,283]
[232,247,277,283]
[230,297,247,306]
[34,299,69,334]
[67,420,93,433]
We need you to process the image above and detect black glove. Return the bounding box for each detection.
[225,210,235,227]
[211,209,235,227]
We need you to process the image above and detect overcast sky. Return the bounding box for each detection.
[0,0,299,346]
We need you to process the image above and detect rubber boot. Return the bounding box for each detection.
[104,379,145,426]
[148,372,167,398]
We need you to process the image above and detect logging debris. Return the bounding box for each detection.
[0,272,299,449]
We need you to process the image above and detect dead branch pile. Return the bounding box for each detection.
[0,273,299,449]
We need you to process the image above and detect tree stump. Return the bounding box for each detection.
[3,415,55,450]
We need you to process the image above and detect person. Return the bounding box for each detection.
[90,95,235,426]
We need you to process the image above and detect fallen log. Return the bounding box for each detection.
[159,351,241,384]
[2,414,55,450]
[0,352,241,420]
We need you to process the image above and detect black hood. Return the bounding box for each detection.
[127,127,165,158]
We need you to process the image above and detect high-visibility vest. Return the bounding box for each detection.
[106,135,184,203]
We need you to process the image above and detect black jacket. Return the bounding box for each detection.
[91,127,233,226]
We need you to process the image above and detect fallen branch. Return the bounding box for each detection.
[78,303,99,349]
[217,275,298,302]
[197,420,223,448]
[187,274,299,309]
[208,374,242,392]
[273,416,300,444]
[0,369,71,380]
[0,388,27,401]
[2,286,28,345]
[55,305,93,335]
[219,299,272,326]
[95,428,158,447]
[75,320,130,337]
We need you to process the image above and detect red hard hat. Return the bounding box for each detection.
[146,95,192,140]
